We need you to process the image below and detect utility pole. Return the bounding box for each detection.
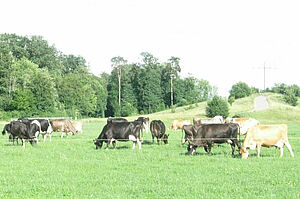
[255,62,277,91]
[117,66,121,107]
[170,74,175,106]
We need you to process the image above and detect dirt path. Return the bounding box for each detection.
[254,95,269,111]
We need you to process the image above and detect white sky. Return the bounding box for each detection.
[1,0,300,96]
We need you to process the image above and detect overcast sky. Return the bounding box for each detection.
[1,0,300,96]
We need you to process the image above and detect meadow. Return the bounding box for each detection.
[1,93,300,198]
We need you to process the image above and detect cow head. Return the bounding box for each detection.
[93,139,103,149]
[162,134,169,144]
[240,147,249,159]
[2,124,10,135]
[187,144,197,155]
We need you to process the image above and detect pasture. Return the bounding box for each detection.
[1,94,300,198]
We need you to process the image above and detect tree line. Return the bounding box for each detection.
[0,34,217,119]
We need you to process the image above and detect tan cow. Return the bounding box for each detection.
[169,120,191,130]
[225,117,259,135]
[240,124,295,159]
[50,119,78,138]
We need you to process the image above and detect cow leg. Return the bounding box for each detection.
[43,134,47,142]
[106,140,111,150]
[204,145,208,153]
[207,143,212,155]
[61,132,65,138]
[22,139,25,148]
[285,142,295,158]
[230,143,235,156]
[137,138,142,150]
[157,138,160,145]
[152,134,155,144]
[257,144,262,157]
[112,141,116,149]
[132,141,136,150]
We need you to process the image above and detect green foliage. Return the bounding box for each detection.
[284,88,298,106]
[228,96,235,106]
[229,81,252,99]
[206,96,229,118]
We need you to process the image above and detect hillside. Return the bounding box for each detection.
[123,92,300,125]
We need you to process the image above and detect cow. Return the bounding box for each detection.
[169,120,191,130]
[18,118,53,142]
[94,121,143,150]
[150,120,168,144]
[193,116,224,126]
[187,123,241,156]
[225,117,259,135]
[72,121,83,134]
[50,119,77,138]
[181,124,201,145]
[107,117,128,124]
[2,121,37,147]
[240,124,295,159]
[136,117,150,134]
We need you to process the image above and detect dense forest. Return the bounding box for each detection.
[0,33,217,119]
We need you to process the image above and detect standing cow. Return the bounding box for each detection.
[50,119,77,138]
[2,121,37,147]
[150,120,168,144]
[187,123,241,156]
[240,124,294,159]
[94,121,143,150]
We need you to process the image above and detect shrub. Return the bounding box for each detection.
[284,88,298,106]
[206,96,229,118]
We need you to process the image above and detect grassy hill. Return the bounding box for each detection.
[123,92,300,125]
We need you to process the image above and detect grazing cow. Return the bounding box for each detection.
[2,121,37,147]
[193,116,224,126]
[94,121,143,150]
[136,117,150,133]
[107,117,128,124]
[240,124,295,159]
[19,118,53,142]
[72,121,83,134]
[150,120,168,144]
[50,119,77,138]
[169,120,191,130]
[225,117,259,135]
[187,123,241,156]
[181,124,201,145]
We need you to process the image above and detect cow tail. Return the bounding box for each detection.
[181,128,184,141]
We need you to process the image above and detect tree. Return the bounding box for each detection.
[111,56,127,108]
[206,96,229,118]
[228,96,235,106]
[229,82,252,99]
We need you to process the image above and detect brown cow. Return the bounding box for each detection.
[50,119,78,138]
[169,120,191,130]
[240,124,294,159]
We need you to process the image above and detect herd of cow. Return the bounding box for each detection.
[2,116,295,159]
[2,118,82,147]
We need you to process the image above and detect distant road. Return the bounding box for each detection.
[254,95,269,111]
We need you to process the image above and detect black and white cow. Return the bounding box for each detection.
[136,117,150,134]
[150,120,168,144]
[94,121,143,150]
[18,118,53,141]
[187,123,241,156]
[2,121,37,147]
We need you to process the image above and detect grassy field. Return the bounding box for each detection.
[1,93,300,198]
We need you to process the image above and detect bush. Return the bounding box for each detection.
[206,96,229,118]
[284,88,298,106]
[121,102,137,117]
[229,82,252,99]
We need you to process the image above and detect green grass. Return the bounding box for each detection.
[1,93,300,198]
